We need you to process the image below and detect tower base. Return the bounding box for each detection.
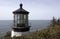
[11,30,29,37]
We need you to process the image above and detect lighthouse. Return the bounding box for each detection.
[11,4,30,37]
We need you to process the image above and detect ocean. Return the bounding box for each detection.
[0,20,50,36]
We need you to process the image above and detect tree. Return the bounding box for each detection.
[51,16,56,26]
[57,18,60,25]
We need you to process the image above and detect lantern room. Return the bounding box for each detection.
[13,4,29,27]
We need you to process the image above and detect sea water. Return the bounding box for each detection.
[0,20,50,36]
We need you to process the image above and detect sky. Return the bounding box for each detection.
[0,0,60,20]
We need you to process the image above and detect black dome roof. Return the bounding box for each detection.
[13,4,29,14]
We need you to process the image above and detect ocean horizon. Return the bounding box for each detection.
[0,20,51,36]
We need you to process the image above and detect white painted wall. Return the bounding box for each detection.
[11,30,29,37]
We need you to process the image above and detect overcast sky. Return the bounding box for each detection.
[0,0,60,20]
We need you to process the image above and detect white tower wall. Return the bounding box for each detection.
[11,30,29,37]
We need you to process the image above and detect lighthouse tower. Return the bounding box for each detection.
[11,4,30,37]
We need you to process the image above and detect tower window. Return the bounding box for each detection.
[24,15,26,19]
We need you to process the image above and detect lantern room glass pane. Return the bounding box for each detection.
[17,14,20,24]
[14,14,28,26]
[14,14,18,26]
[15,14,17,21]
[24,15,26,20]
[23,14,28,25]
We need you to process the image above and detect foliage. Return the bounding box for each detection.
[51,16,57,26]
[4,31,11,37]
